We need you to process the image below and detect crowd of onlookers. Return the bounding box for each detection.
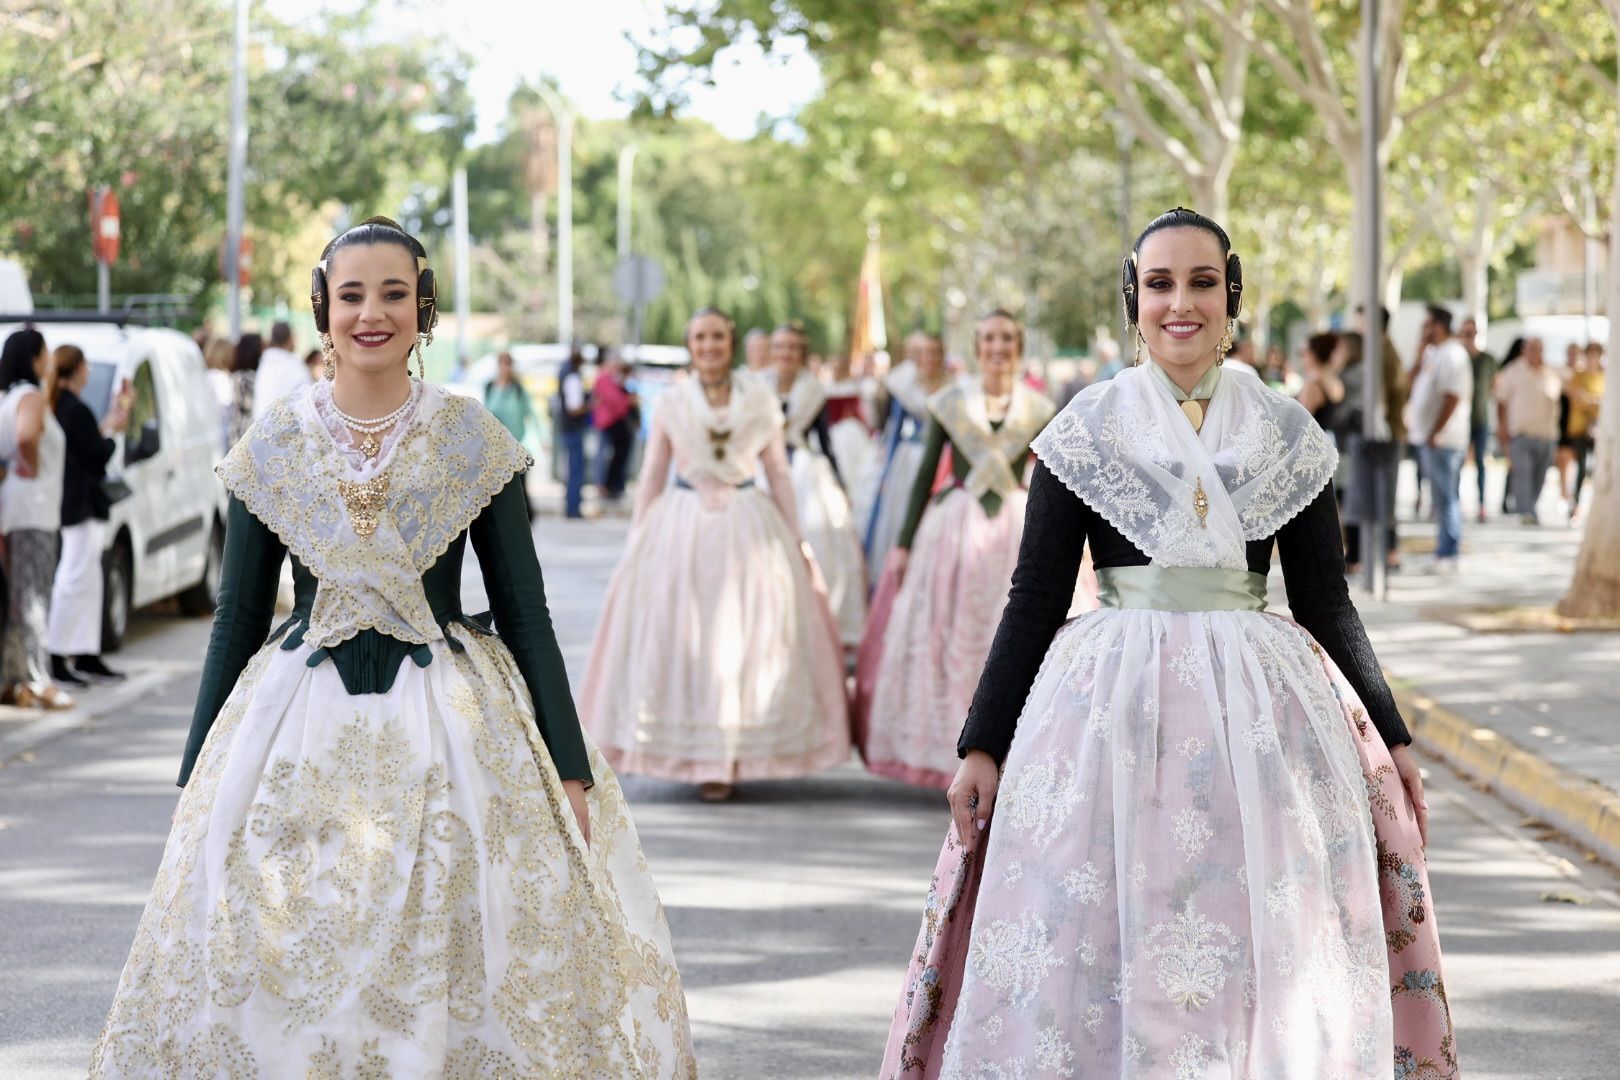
[513,346,640,520]
[0,329,134,710]
[195,320,321,455]
[1286,307,1606,575]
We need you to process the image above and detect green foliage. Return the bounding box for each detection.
[0,0,472,307]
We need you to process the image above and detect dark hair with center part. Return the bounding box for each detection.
[686,306,737,354]
[1132,207,1232,257]
[0,328,46,390]
[1306,332,1338,368]
[321,215,428,268]
[233,333,264,373]
[976,308,1025,352]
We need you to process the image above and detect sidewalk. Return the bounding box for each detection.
[1341,484,1620,864]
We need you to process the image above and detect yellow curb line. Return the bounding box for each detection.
[1394,682,1620,864]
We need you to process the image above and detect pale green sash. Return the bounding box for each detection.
[1096,565,1268,612]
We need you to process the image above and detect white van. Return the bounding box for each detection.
[0,317,225,649]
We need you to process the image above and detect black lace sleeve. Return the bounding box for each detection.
[956,461,1089,764]
[1275,484,1411,747]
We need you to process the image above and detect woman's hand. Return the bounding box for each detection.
[947,749,1000,848]
[562,778,592,848]
[1389,743,1428,847]
[103,398,132,437]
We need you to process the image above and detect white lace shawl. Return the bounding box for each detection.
[663,372,783,486]
[216,383,532,648]
[1031,363,1336,570]
[929,380,1057,499]
[781,370,827,450]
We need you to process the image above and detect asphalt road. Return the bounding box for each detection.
[1,516,1617,1079]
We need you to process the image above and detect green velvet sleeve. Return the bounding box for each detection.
[470,476,594,785]
[896,419,948,550]
[177,496,286,787]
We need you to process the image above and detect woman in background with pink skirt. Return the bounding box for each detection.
[581,309,849,803]
[855,310,1056,788]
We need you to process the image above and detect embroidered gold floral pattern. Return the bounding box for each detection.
[91,596,694,1078]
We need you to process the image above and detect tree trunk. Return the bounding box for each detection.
[1189,173,1230,226]
[1458,251,1489,332]
[1558,96,1620,618]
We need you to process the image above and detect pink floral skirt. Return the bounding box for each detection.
[879,609,1458,1079]
[857,488,1026,789]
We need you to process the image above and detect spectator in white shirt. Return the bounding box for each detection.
[1405,306,1472,571]
[1493,337,1564,525]
[251,321,312,421]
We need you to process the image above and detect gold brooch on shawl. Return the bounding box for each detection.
[338,474,390,538]
[1193,477,1209,529]
[707,427,731,460]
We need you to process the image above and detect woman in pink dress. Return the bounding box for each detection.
[879,209,1457,1079]
[581,308,850,803]
[855,310,1056,788]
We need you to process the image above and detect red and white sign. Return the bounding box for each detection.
[89,188,120,264]
[220,234,253,287]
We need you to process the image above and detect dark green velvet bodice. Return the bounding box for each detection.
[178,476,592,788]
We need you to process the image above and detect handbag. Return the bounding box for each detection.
[101,474,134,505]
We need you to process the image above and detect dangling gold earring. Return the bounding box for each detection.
[320,333,337,380]
[1216,319,1235,366]
[1132,326,1144,366]
[413,336,425,381]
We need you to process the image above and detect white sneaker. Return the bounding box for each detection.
[1434,556,1459,576]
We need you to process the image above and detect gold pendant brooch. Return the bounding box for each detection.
[338,474,390,538]
[1193,477,1209,529]
[1180,399,1205,432]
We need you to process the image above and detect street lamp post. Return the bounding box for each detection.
[617,143,638,263]
[1111,111,1135,344]
[224,0,249,341]
[1360,0,1387,600]
[535,83,573,347]
[452,166,470,376]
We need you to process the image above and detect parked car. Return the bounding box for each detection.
[0,316,226,650]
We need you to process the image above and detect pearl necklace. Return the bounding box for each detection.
[331,379,418,458]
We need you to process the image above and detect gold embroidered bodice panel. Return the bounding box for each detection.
[217,384,533,649]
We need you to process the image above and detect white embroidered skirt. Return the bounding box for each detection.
[90,633,695,1079]
[581,485,851,783]
[790,449,868,645]
[862,487,1025,789]
[937,607,1393,1079]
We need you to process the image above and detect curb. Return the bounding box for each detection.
[0,666,184,768]
[1395,682,1620,866]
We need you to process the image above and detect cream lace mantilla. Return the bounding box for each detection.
[664,372,783,486]
[885,361,940,420]
[1031,362,1336,569]
[217,383,533,649]
[781,370,827,450]
[929,380,1057,499]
